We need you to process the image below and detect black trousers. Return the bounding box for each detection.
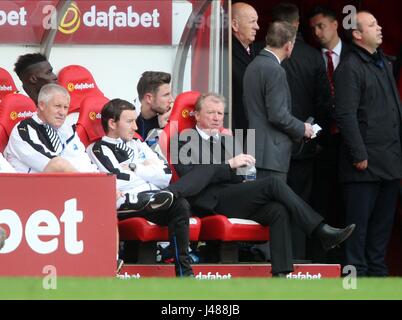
[309,134,343,263]
[287,158,314,260]
[170,166,324,274]
[119,198,193,277]
[343,179,399,277]
[215,177,324,274]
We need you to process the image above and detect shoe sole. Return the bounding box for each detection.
[324,224,356,251]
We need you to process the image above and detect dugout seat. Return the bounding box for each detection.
[0,68,17,103]
[58,65,105,126]
[76,95,109,147]
[159,91,270,263]
[119,217,201,263]
[0,93,36,152]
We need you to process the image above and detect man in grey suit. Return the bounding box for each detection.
[243,21,314,181]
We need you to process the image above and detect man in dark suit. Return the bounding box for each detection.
[334,11,402,276]
[231,2,260,132]
[243,21,314,182]
[269,3,331,261]
[171,92,355,276]
[308,5,352,263]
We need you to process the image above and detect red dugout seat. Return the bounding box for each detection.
[0,93,36,152]
[75,95,109,147]
[58,65,104,114]
[0,67,17,102]
[119,216,201,263]
[159,91,270,262]
[119,217,201,242]
[159,90,201,182]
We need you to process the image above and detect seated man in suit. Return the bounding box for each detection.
[87,98,194,277]
[172,92,355,276]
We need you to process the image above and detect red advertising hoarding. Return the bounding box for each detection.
[0,0,172,44]
[0,173,116,276]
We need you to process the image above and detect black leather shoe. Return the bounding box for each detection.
[118,190,174,213]
[317,224,356,251]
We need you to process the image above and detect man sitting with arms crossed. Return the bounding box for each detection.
[87,98,194,277]
[172,92,356,277]
[3,83,173,272]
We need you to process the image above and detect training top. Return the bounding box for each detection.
[4,114,98,173]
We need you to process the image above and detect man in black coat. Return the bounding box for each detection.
[270,3,331,260]
[231,2,261,131]
[334,11,402,276]
[170,92,355,276]
[308,5,352,262]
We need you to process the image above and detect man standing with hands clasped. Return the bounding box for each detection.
[334,11,402,277]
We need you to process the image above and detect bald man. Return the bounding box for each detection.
[334,11,402,277]
[231,2,261,132]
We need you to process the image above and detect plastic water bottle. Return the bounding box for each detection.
[244,165,257,181]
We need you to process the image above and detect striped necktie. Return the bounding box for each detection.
[44,124,63,154]
[325,50,335,97]
[116,141,134,159]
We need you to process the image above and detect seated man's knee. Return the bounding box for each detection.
[267,202,289,223]
[172,197,192,219]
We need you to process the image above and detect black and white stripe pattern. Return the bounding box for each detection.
[44,124,63,154]
[116,141,134,159]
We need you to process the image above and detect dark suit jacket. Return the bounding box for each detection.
[232,36,261,130]
[243,49,305,173]
[281,34,331,159]
[173,131,243,216]
[334,44,402,182]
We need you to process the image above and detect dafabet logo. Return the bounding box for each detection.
[89,112,101,121]
[58,2,81,35]
[43,2,161,34]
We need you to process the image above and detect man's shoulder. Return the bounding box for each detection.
[11,117,37,135]
[248,52,281,73]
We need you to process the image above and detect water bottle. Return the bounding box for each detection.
[244,165,257,181]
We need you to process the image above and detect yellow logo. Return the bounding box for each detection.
[10,111,17,121]
[67,83,75,92]
[182,109,190,119]
[89,112,96,121]
[58,2,81,35]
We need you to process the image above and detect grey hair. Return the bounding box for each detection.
[195,92,226,112]
[38,83,70,105]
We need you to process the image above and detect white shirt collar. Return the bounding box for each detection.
[322,39,342,56]
[196,125,220,142]
[265,49,281,64]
